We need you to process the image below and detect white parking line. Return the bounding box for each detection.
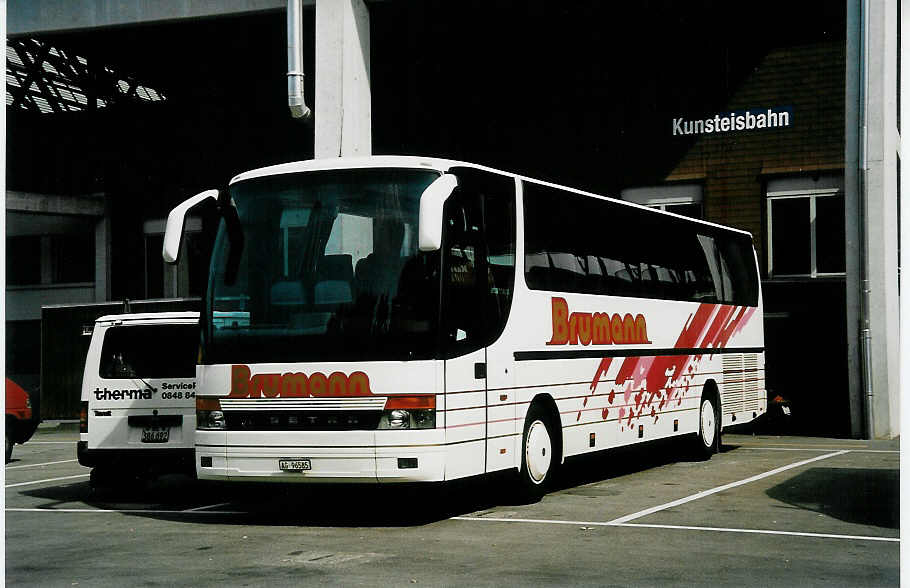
[5,473,90,488]
[6,506,898,544]
[22,441,78,445]
[6,459,79,470]
[606,450,849,525]
[451,516,898,543]
[620,522,899,543]
[739,446,899,454]
[6,507,244,515]
[183,502,232,512]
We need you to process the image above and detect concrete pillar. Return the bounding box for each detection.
[863,0,901,438]
[39,236,53,284]
[315,0,371,158]
[94,203,111,301]
[899,0,909,566]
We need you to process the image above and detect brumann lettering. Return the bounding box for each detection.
[547,297,650,346]
[229,365,373,398]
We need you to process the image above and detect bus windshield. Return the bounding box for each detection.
[204,168,442,364]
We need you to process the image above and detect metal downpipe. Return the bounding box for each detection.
[287,0,312,121]
[858,0,873,439]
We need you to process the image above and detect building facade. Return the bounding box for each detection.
[5,0,904,436]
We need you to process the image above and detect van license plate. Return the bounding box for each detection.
[279,458,311,472]
[141,427,170,443]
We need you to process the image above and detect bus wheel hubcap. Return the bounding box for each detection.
[526,420,552,484]
[701,400,716,447]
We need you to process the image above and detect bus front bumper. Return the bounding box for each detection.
[195,429,446,483]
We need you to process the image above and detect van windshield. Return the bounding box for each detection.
[204,168,442,364]
[99,324,198,379]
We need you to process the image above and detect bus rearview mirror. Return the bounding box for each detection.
[418,174,458,251]
[162,189,219,264]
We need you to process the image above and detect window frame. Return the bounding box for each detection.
[5,233,94,287]
[766,187,845,278]
[620,183,704,219]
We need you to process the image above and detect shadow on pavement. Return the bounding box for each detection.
[766,467,899,529]
[18,435,733,527]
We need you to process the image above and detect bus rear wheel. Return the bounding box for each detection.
[518,405,557,501]
[694,394,720,459]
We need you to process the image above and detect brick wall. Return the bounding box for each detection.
[666,42,846,271]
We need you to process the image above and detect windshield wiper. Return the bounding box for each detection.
[126,368,156,391]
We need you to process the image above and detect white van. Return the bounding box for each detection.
[77,312,199,485]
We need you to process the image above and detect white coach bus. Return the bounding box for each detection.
[164,156,765,498]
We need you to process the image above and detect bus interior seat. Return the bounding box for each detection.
[270,280,308,306]
[389,254,433,333]
[314,254,354,305]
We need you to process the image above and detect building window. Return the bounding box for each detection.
[620,183,703,219]
[50,233,94,283]
[766,176,845,278]
[6,236,42,286]
[6,233,94,286]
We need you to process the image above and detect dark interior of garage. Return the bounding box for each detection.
[6,0,849,434]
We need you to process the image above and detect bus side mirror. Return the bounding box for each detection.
[418,174,458,251]
[163,189,219,264]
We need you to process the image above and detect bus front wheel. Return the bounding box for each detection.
[518,405,557,501]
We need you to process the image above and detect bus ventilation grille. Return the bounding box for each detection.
[721,353,745,415]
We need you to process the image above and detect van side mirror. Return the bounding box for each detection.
[418,174,458,251]
[162,189,219,264]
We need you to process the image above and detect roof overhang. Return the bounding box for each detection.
[7,0,299,37]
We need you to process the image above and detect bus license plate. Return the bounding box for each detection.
[141,427,170,443]
[279,458,311,472]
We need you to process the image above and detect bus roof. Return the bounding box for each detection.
[95,311,200,325]
[229,155,754,238]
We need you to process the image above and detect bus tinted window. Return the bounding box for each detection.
[100,324,199,379]
[522,182,758,306]
[440,169,517,358]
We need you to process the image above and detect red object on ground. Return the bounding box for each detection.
[6,377,33,421]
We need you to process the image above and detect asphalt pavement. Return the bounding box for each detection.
[4,428,900,587]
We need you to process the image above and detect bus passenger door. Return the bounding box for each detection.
[442,169,518,478]
[475,174,517,474]
[441,186,488,480]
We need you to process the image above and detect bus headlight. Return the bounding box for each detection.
[378,395,436,430]
[389,410,410,429]
[197,397,226,430]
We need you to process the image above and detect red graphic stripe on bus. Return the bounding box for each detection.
[580,357,613,421]
[589,303,756,432]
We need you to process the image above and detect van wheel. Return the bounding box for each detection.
[694,394,720,459]
[517,405,557,501]
[5,432,12,464]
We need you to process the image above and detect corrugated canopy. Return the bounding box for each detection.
[6,38,166,114]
